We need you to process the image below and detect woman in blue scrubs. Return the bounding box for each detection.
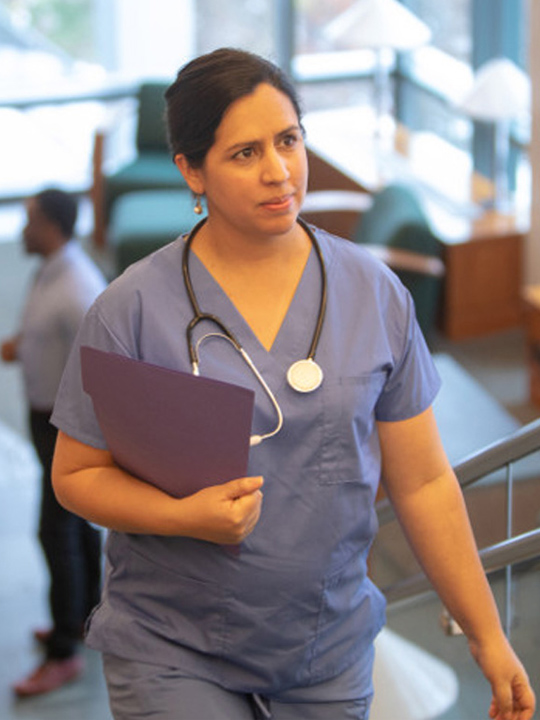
[51,49,535,720]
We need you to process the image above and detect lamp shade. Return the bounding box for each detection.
[459,58,531,121]
[326,0,432,51]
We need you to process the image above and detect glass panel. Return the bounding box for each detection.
[194,0,275,57]
[298,77,373,114]
[401,0,472,64]
[395,1,472,158]
[294,0,366,55]
[0,0,109,197]
[291,0,378,112]
[1,0,97,62]
[400,80,472,154]
[0,101,102,197]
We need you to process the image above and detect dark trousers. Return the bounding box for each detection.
[30,410,102,660]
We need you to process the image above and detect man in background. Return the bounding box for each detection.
[1,189,107,697]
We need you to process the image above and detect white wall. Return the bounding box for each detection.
[527,0,540,284]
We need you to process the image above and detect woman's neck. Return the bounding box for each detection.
[189,216,312,351]
[191,216,309,270]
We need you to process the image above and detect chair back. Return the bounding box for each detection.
[136,82,171,153]
[353,184,443,338]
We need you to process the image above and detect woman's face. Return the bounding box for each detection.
[178,83,308,243]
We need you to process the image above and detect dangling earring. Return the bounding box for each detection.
[194,195,203,215]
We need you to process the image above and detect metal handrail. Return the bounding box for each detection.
[376,417,540,527]
[376,417,540,626]
[454,417,540,488]
[383,528,540,606]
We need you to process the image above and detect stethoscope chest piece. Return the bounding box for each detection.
[287,358,323,393]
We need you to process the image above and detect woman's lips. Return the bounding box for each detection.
[260,194,294,211]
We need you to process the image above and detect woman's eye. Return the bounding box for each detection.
[281,133,300,148]
[234,147,254,160]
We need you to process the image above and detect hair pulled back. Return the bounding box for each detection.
[165,48,303,168]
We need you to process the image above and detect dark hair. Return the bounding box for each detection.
[35,188,78,238]
[165,48,303,168]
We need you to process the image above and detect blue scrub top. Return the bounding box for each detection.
[52,225,440,699]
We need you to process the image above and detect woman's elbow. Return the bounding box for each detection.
[51,444,77,512]
[51,430,98,514]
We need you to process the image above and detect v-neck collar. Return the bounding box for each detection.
[186,245,321,368]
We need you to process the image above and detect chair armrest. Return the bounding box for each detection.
[302,190,374,213]
[301,191,444,278]
[300,190,374,238]
[363,244,445,278]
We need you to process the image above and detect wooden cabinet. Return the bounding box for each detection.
[442,221,524,339]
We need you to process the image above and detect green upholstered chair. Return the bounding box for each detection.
[109,189,203,275]
[302,184,445,340]
[92,82,189,248]
[103,82,186,219]
[350,183,444,338]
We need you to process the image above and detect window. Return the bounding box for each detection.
[282,0,530,200]
[402,0,472,64]
[1,0,97,62]
[195,0,274,58]
[401,0,530,188]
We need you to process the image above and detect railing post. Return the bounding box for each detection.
[504,462,514,637]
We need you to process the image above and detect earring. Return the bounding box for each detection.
[194,195,203,215]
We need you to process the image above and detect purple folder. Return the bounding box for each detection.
[80,346,255,498]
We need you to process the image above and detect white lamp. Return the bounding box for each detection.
[326,0,431,140]
[459,58,531,213]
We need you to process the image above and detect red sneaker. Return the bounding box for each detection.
[13,656,84,697]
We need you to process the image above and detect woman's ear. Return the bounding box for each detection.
[174,154,204,195]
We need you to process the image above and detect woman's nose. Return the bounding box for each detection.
[261,148,289,183]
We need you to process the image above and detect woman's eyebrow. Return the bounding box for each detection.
[225,124,302,153]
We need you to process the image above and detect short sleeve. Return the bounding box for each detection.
[375,290,441,422]
[51,301,130,449]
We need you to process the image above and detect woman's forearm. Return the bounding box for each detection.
[52,431,264,543]
[388,468,504,645]
[53,431,193,534]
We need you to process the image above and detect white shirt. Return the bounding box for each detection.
[18,241,107,410]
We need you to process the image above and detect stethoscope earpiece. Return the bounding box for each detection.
[183,217,327,445]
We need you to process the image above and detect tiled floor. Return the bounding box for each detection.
[0,420,112,719]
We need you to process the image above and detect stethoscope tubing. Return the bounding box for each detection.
[182,216,327,374]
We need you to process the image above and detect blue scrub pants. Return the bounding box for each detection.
[103,654,372,720]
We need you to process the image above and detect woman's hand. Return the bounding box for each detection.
[179,476,264,544]
[53,432,264,541]
[469,635,536,720]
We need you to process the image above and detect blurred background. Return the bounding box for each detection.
[0,2,539,719]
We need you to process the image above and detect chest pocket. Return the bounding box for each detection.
[318,372,386,485]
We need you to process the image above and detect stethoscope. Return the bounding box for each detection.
[182,216,327,446]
